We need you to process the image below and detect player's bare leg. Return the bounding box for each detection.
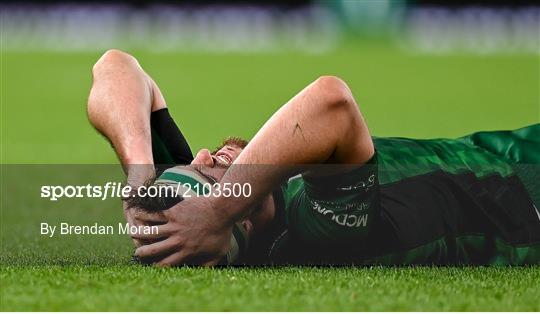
[87,49,167,185]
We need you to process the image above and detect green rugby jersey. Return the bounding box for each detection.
[267,124,540,265]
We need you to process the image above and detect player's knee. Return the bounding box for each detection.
[92,49,137,76]
[312,75,355,112]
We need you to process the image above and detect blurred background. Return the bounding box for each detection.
[1,0,539,163]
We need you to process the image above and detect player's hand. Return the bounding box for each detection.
[123,202,167,247]
[131,196,233,266]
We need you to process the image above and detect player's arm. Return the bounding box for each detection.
[88,49,174,243]
[214,75,374,223]
[133,76,374,265]
[87,49,167,185]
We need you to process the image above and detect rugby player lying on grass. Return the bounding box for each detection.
[87,49,540,266]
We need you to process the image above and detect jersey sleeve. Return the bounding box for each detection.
[150,108,194,166]
[285,152,380,253]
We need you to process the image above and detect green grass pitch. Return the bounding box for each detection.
[1,40,539,311]
[2,266,539,311]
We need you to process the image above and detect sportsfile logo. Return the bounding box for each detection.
[311,200,369,228]
[40,181,252,201]
[40,182,166,201]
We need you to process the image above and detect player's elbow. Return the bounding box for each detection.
[312,75,356,112]
[92,49,138,76]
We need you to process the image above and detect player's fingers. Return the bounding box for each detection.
[134,237,179,258]
[123,211,145,246]
[162,208,173,219]
[124,208,138,226]
[155,251,190,267]
[202,259,220,267]
[133,210,167,224]
[129,223,173,239]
